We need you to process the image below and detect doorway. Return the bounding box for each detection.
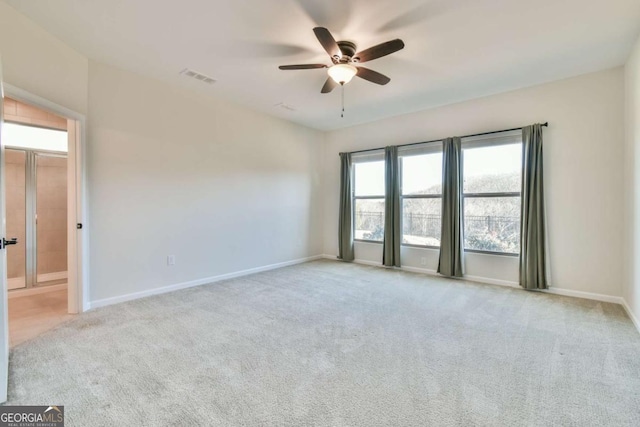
[2,95,83,347]
[7,146,68,290]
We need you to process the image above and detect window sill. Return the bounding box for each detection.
[354,239,383,245]
[464,249,519,258]
[401,243,440,250]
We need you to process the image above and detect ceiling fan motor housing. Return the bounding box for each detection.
[337,41,357,62]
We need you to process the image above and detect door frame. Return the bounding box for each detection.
[3,84,89,313]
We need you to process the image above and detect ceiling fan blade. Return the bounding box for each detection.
[356,67,391,85]
[279,64,327,70]
[321,77,338,93]
[355,39,405,63]
[313,27,341,59]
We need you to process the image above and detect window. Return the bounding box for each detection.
[400,148,443,247]
[462,136,522,255]
[353,160,385,242]
[3,123,68,152]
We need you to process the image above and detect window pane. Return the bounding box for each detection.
[3,123,68,152]
[401,153,442,195]
[354,161,385,196]
[464,197,520,253]
[402,198,441,247]
[355,198,384,241]
[463,143,521,193]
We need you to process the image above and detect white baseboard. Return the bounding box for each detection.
[9,283,67,299]
[86,253,640,335]
[354,258,383,267]
[342,255,520,288]
[89,255,324,310]
[323,254,623,305]
[400,265,438,275]
[36,271,68,282]
[543,287,624,305]
[461,274,519,288]
[621,299,640,334]
[463,275,623,305]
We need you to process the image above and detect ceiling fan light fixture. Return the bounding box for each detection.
[328,64,357,84]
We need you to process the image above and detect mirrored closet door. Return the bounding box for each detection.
[7,148,67,290]
[4,122,68,291]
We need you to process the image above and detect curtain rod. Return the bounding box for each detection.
[340,122,548,156]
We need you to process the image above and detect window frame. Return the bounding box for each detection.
[461,132,522,257]
[399,145,443,249]
[352,155,385,244]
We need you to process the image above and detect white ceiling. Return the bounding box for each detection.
[6,0,640,130]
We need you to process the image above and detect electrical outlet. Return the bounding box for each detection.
[167,255,176,266]
[420,257,427,266]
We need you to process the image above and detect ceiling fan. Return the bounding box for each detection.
[279,27,405,93]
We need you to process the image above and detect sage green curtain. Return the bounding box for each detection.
[338,153,354,261]
[438,137,464,277]
[383,146,401,267]
[520,124,547,289]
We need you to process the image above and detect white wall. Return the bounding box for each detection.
[0,1,631,308]
[0,2,88,115]
[624,34,640,325]
[87,61,324,302]
[323,68,625,297]
[1,2,325,305]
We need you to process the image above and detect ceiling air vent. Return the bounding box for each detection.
[180,68,216,84]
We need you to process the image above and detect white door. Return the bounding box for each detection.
[0,57,9,402]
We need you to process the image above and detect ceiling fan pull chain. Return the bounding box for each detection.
[341,83,345,118]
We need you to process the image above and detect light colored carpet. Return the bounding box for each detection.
[6,260,640,426]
